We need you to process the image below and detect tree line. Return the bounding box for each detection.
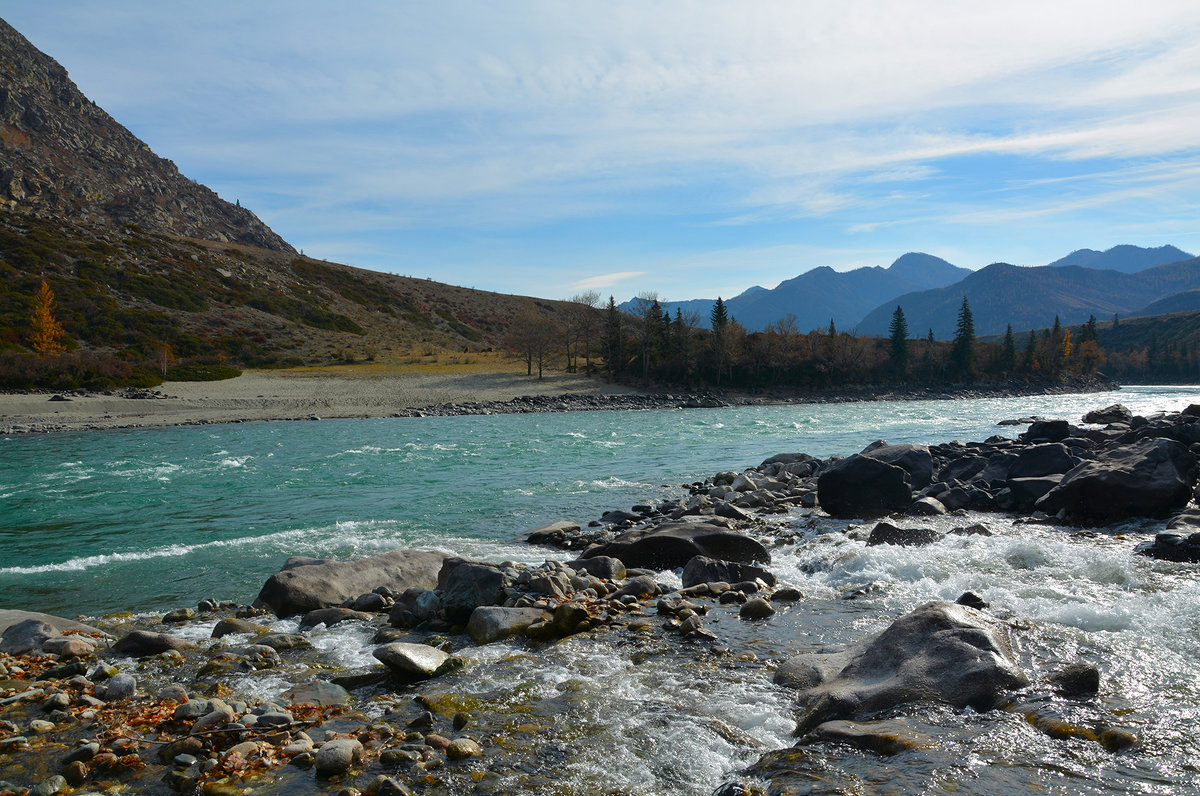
[505,293,1112,389]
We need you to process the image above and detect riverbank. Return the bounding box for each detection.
[0,364,1115,435]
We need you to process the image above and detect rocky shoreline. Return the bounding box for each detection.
[2,399,1197,795]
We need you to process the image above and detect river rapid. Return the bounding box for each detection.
[2,385,1199,794]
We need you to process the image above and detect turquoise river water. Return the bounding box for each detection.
[2,384,1200,794]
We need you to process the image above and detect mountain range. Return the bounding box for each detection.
[635,245,1196,338]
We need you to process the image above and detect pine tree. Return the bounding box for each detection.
[1000,324,1016,372]
[710,297,730,386]
[949,297,975,378]
[604,295,623,378]
[888,306,909,373]
[1023,330,1037,371]
[828,318,836,337]
[29,280,66,356]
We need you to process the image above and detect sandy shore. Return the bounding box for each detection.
[0,364,643,434]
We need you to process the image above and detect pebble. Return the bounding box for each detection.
[446,738,483,760]
[739,597,776,620]
[314,738,364,776]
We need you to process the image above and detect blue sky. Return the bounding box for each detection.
[7,2,1200,303]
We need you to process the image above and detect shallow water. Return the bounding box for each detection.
[3,384,1200,794]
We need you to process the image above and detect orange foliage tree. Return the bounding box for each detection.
[29,280,66,356]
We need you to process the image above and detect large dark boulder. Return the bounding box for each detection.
[864,444,934,490]
[1035,438,1199,520]
[1021,420,1072,443]
[112,630,195,658]
[1083,404,1132,425]
[681,555,776,588]
[775,601,1028,735]
[1007,444,1079,480]
[581,520,769,570]
[866,522,941,547]
[1134,531,1200,562]
[817,454,912,518]
[254,550,446,617]
[438,561,511,625]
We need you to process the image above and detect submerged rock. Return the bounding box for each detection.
[467,607,550,644]
[777,600,1029,735]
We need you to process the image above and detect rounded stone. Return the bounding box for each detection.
[739,598,776,621]
[446,738,483,760]
[314,738,364,776]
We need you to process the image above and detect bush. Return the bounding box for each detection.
[165,363,242,382]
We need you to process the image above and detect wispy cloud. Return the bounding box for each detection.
[568,271,646,291]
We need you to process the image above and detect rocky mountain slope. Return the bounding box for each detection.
[0,17,291,251]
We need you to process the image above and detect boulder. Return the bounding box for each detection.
[373,642,453,681]
[866,522,941,548]
[681,556,776,589]
[111,631,195,657]
[524,520,581,546]
[253,550,446,617]
[1035,437,1199,520]
[0,619,57,655]
[581,520,769,570]
[438,561,511,624]
[299,607,375,629]
[211,617,262,639]
[1007,476,1063,512]
[1083,404,1132,425]
[775,600,1029,735]
[1134,531,1200,562]
[314,738,363,777]
[1021,420,1072,443]
[1007,444,1079,479]
[908,496,946,516]
[817,454,912,518]
[566,556,626,581]
[863,444,934,490]
[467,607,551,644]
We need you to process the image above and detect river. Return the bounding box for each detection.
[2,385,1198,794]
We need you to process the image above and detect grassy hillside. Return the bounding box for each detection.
[0,213,585,388]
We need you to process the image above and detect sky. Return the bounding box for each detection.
[6,2,1200,304]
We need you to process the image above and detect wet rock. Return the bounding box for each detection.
[111,630,195,657]
[212,617,262,638]
[446,737,482,760]
[314,737,364,776]
[191,704,237,734]
[159,684,188,702]
[582,519,769,570]
[254,550,447,617]
[866,522,941,548]
[955,592,988,610]
[908,496,946,516]
[1007,476,1063,512]
[609,575,661,599]
[1022,419,1072,443]
[299,607,375,629]
[376,776,416,796]
[258,633,311,651]
[771,588,803,602]
[279,681,352,706]
[1050,661,1101,698]
[29,775,67,796]
[163,607,196,623]
[467,606,551,644]
[61,760,87,787]
[103,672,136,701]
[525,520,582,546]
[62,742,99,764]
[1083,404,1132,425]
[373,642,452,681]
[817,454,912,518]
[1036,437,1198,520]
[807,718,930,755]
[439,561,512,624]
[739,598,776,621]
[1135,531,1200,562]
[778,600,1029,735]
[1008,443,1079,479]
[567,555,626,581]
[681,556,776,589]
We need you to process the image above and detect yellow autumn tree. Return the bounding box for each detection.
[29,280,66,356]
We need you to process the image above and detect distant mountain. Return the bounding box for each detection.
[858,257,1200,339]
[624,252,969,331]
[1045,244,1193,273]
[0,18,292,251]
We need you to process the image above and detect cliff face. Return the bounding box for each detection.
[0,17,293,252]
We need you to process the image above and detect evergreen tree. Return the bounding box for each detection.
[710,297,730,386]
[1023,330,1036,371]
[828,318,836,337]
[888,305,909,373]
[1000,324,1016,372]
[927,329,934,345]
[949,297,975,378]
[604,295,624,378]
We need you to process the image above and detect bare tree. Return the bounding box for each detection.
[568,290,602,373]
[505,302,559,379]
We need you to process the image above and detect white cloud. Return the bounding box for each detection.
[568,271,647,291]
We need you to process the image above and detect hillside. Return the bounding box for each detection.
[0,17,290,251]
[857,257,1200,339]
[0,212,587,384]
[626,252,969,331]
